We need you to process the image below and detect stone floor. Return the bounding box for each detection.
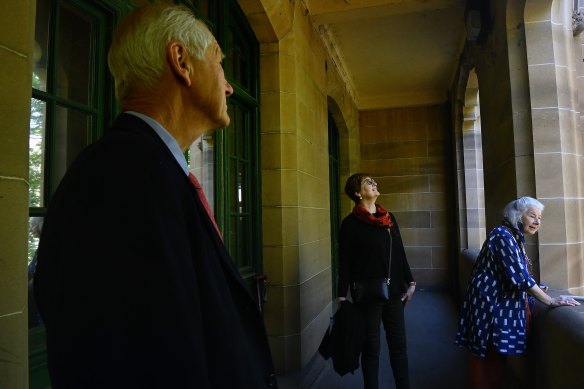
[278,288,468,389]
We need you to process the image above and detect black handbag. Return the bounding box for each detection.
[351,229,393,304]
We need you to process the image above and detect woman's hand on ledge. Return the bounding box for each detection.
[548,296,580,308]
[529,284,580,307]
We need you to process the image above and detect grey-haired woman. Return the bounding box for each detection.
[455,196,580,389]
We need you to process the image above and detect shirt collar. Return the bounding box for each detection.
[125,111,188,175]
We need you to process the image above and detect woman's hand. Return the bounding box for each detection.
[336,297,347,304]
[528,284,580,307]
[548,296,580,307]
[401,282,416,304]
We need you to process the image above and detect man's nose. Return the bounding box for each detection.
[225,81,234,96]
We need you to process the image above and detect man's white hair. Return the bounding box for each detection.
[108,4,213,100]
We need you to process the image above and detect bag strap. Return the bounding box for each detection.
[387,229,393,281]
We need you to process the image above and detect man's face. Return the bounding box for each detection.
[189,39,234,130]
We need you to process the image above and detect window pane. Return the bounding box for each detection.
[188,133,215,211]
[57,1,95,105]
[229,161,247,214]
[33,0,51,92]
[29,99,47,208]
[52,107,91,191]
[227,103,250,159]
[230,215,249,268]
[28,216,44,328]
[28,217,43,265]
[237,162,247,212]
[227,21,251,90]
[228,104,236,152]
[236,107,247,159]
[229,159,238,212]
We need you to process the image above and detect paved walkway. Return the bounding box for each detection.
[278,289,468,389]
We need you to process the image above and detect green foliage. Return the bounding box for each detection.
[29,73,45,208]
[28,232,39,265]
[29,73,45,263]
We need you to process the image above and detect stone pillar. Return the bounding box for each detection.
[525,0,584,293]
[260,34,303,373]
[0,1,36,388]
[240,0,372,374]
[260,1,337,372]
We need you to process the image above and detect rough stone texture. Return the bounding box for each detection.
[0,1,35,388]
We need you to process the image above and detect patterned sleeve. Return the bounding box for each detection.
[488,228,537,290]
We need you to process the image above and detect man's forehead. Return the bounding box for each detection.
[209,39,224,58]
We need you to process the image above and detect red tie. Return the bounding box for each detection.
[188,173,222,239]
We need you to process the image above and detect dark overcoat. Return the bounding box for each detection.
[318,301,366,376]
[34,113,277,388]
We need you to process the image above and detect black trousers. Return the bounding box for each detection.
[360,296,409,389]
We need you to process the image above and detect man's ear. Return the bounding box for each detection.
[168,42,192,87]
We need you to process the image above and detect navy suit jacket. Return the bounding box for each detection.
[34,113,277,388]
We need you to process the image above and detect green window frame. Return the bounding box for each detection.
[217,0,262,283]
[28,1,128,386]
[185,0,262,283]
[30,0,111,214]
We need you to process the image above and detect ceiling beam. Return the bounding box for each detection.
[306,0,460,25]
[358,89,448,110]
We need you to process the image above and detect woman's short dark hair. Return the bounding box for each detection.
[344,172,371,204]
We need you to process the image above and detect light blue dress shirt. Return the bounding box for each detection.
[125,111,189,176]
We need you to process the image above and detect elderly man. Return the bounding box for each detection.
[34,4,276,388]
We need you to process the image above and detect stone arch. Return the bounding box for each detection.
[327,96,350,180]
[454,64,486,251]
[326,93,360,214]
[461,69,486,249]
[236,0,293,42]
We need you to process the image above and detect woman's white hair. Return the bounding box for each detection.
[29,216,44,236]
[502,196,544,228]
[108,4,213,100]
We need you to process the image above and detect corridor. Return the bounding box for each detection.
[279,289,468,389]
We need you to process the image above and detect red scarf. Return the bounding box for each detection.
[352,204,393,228]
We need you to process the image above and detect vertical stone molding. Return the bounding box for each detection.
[525,0,584,293]
[249,0,360,373]
[0,1,36,388]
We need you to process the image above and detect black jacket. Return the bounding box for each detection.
[318,301,366,375]
[337,212,414,298]
[34,113,277,388]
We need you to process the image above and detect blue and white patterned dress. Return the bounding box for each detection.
[455,223,537,358]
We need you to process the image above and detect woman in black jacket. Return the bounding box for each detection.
[337,173,416,389]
